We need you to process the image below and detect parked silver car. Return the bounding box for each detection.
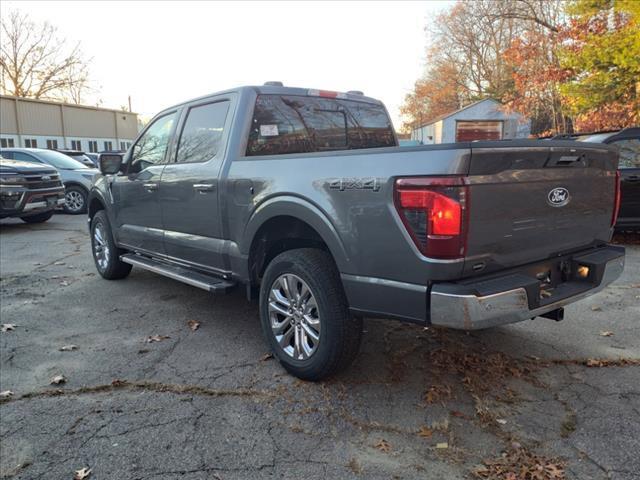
[0,148,98,214]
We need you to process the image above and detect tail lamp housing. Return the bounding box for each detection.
[394,177,469,259]
[611,170,621,227]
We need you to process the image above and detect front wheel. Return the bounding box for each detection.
[63,186,88,214]
[259,248,362,381]
[90,210,132,280]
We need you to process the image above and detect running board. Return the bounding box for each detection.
[120,254,235,293]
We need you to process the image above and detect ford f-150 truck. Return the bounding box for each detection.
[0,157,65,223]
[88,84,625,380]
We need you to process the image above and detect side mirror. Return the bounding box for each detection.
[99,153,123,175]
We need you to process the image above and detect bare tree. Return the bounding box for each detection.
[0,10,92,103]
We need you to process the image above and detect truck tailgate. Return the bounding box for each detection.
[463,142,619,277]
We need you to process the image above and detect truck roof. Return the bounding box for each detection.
[163,84,384,112]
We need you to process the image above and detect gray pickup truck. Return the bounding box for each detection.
[88,84,625,380]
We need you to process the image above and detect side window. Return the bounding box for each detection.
[246,96,313,156]
[176,101,229,164]
[611,138,640,168]
[129,112,177,173]
[13,152,39,163]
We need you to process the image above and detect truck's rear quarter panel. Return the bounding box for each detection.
[228,144,472,285]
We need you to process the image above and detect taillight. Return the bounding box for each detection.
[612,170,621,227]
[394,177,469,259]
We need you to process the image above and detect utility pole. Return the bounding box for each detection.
[128,95,132,113]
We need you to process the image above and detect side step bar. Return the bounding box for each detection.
[120,254,235,293]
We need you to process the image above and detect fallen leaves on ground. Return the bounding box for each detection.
[474,447,565,480]
[374,439,391,453]
[0,390,14,398]
[424,384,452,404]
[50,375,67,385]
[146,335,170,343]
[599,331,614,337]
[1,324,17,332]
[436,442,449,449]
[261,352,274,361]
[187,320,200,331]
[59,345,78,351]
[347,457,363,475]
[73,467,92,479]
[417,426,433,438]
[590,305,602,311]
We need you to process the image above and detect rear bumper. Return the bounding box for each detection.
[430,245,625,330]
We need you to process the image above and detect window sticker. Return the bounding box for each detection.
[260,124,279,137]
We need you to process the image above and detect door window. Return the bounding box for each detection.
[175,101,230,163]
[129,112,177,173]
[12,152,39,162]
[611,138,640,168]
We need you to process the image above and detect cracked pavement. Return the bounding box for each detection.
[1,215,639,479]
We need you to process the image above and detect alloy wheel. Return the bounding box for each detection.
[268,273,321,360]
[65,190,85,212]
[93,223,110,271]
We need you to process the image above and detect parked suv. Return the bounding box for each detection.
[0,156,65,223]
[0,148,98,214]
[88,84,624,380]
[57,149,95,168]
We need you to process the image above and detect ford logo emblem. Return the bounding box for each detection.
[548,187,570,207]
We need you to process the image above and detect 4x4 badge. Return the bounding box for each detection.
[548,187,570,207]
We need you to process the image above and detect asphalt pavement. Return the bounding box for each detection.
[1,215,638,480]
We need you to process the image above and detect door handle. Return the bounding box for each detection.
[194,183,215,193]
[627,175,639,182]
[143,182,158,192]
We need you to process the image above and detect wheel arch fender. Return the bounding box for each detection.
[241,195,351,273]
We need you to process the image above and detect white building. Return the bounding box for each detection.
[411,98,530,144]
[0,95,139,152]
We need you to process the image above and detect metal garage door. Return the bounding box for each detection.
[455,121,503,142]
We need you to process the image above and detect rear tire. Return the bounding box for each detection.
[259,248,362,381]
[90,210,132,280]
[20,210,54,223]
[63,186,88,214]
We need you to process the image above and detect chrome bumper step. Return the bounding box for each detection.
[120,254,235,293]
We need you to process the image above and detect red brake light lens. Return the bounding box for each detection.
[612,170,621,227]
[394,177,469,259]
[398,190,462,235]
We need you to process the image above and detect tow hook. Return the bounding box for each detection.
[540,308,564,322]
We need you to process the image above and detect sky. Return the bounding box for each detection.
[3,1,453,129]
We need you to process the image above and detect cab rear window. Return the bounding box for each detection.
[246,94,395,156]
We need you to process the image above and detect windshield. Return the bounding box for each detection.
[36,150,89,169]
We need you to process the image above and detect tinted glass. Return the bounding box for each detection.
[130,112,176,173]
[611,138,640,168]
[12,152,39,162]
[246,94,395,156]
[176,101,229,163]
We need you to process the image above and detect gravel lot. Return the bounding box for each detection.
[1,214,639,480]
